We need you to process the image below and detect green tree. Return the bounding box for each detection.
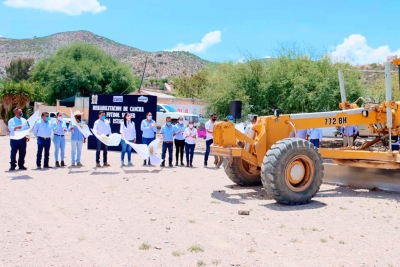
[5,58,35,82]
[0,80,35,123]
[31,42,140,105]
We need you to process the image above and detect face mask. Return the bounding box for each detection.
[45,117,50,122]
[166,122,171,126]
[19,112,23,117]
[229,120,234,123]
[189,124,194,129]
[101,115,106,120]
[178,120,183,124]
[147,116,152,120]
[58,116,63,121]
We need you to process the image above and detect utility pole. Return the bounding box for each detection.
[393,58,400,100]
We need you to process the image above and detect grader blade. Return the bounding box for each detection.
[323,163,400,192]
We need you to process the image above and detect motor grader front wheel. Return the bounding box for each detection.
[261,138,323,205]
[224,157,261,186]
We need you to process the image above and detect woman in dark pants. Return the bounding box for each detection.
[173,116,186,166]
[184,120,197,167]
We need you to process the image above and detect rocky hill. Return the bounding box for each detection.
[0,30,208,78]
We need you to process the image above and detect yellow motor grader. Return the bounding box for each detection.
[210,61,400,205]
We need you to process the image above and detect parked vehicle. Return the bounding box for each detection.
[156,104,199,128]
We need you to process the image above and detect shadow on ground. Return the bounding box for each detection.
[211,185,269,204]
[11,175,33,180]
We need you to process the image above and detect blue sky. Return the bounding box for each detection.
[1,0,400,64]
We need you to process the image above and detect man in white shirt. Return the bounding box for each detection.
[93,111,111,167]
[204,113,218,167]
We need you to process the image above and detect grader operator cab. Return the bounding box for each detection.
[211,61,400,205]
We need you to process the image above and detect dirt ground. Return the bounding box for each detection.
[1,135,400,267]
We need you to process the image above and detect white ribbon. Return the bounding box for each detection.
[69,109,92,138]
[125,138,161,164]
[91,130,122,146]
[10,110,39,140]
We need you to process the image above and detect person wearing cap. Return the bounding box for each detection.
[204,113,218,168]
[33,112,52,169]
[94,111,111,167]
[245,116,257,134]
[173,116,186,166]
[51,112,67,167]
[68,110,86,167]
[227,115,235,123]
[8,107,30,171]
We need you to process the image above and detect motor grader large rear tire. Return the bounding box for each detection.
[261,138,323,205]
[224,158,261,186]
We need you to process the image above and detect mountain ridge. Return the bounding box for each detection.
[0,30,208,78]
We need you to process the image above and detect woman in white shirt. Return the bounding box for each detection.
[120,113,136,166]
[183,120,197,167]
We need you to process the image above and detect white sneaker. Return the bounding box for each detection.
[121,161,125,166]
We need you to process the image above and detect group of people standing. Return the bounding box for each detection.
[92,111,199,168]
[8,108,86,171]
[292,125,359,148]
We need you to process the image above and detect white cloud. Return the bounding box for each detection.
[3,0,106,15]
[330,34,400,65]
[167,30,221,53]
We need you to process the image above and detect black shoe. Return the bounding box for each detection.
[169,163,173,167]
[190,163,193,167]
[9,167,15,171]
[55,161,60,167]
[186,163,190,167]
[44,165,52,169]
[161,163,165,167]
[180,161,184,166]
[37,166,42,169]
[19,166,27,170]
[61,161,66,167]
[143,160,147,166]
[204,164,207,168]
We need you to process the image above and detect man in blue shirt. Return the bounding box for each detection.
[341,125,357,147]
[160,116,176,167]
[140,112,157,165]
[68,110,86,167]
[8,107,30,171]
[33,112,52,169]
[306,128,323,148]
[173,116,186,166]
[51,112,68,167]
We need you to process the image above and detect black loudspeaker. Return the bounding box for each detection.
[230,100,242,119]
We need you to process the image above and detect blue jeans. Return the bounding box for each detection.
[96,139,108,163]
[310,139,320,148]
[161,142,173,164]
[121,139,133,162]
[53,135,66,161]
[185,143,195,164]
[142,137,155,164]
[36,137,51,167]
[204,139,213,165]
[10,138,27,168]
[71,140,83,163]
